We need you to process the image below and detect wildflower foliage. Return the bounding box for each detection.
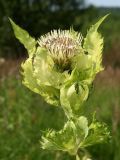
[10,15,110,159]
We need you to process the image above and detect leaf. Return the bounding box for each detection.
[71,54,94,85]
[9,18,36,56]
[83,15,109,74]
[76,116,89,139]
[72,53,92,73]
[41,115,109,154]
[41,121,77,155]
[60,82,89,118]
[80,119,110,148]
[70,15,109,85]
[41,116,89,155]
[21,57,60,106]
[83,14,108,55]
[33,47,69,89]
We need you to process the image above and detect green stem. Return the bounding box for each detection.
[76,154,80,160]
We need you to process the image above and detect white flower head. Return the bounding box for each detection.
[38,29,83,70]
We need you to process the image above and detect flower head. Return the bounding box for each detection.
[38,29,83,71]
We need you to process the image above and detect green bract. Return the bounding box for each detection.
[10,15,110,159]
[41,116,89,155]
[41,116,109,155]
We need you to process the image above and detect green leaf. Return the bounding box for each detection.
[33,47,69,89]
[21,57,60,106]
[41,121,77,155]
[60,82,89,118]
[70,15,109,85]
[41,116,89,155]
[41,115,109,154]
[83,14,108,55]
[9,18,36,56]
[75,116,89,139]
[80,119,110,148]
[83,15,109,74]
[72,53,92,72]
[71,54,95,85]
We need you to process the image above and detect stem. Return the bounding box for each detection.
[76,154,80,160]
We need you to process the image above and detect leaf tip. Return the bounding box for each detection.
[8,17,13,24]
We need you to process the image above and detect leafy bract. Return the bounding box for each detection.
[75,116,89,139]
[41,115,110,155]
[83,15,109,79]
[21,58,60,106]
[41,121,76,154]
[70,15,108,87]
[33,47,69,89]
[41,116,89,155]
[60,81,89,118]
[71,54,95,85]
[9,18,36,56]
[80,119,110,148]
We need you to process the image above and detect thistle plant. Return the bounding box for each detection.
[10,15,110,160]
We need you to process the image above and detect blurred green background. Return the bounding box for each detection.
[0,0,120,160]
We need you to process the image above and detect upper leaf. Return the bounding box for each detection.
[9,18,36,56]
[83,15,108,55]
[83,15,109,74]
